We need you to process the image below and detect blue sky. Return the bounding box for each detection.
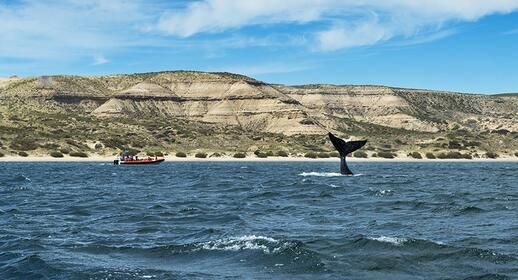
[1,0,518,93]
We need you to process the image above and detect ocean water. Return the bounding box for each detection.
[0,161,517,279]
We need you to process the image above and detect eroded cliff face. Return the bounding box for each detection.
[0,70,517,156]
[90,73,323,135]
[276,85,441,133]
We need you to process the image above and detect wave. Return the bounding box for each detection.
[196,235,280,253]
[369,236,408,245]
[76,235,291,255]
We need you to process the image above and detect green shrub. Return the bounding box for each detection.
[305,152,317,159]
[353,151,368,158]
[123,147,140,156]
[0,152,4,157]
[425,153,436,159]
[462,153,473,159]
[256,152,268,158]
[515,152,518,157]
[50,151,64,158]
[317,152,330,158]
[10,138,39,151]
[276,151,288,157]
[408,152,422,159]
[41,143,60,149]
[60,148,70,154]
[254,150,262,156]
[103,138,125,149]
[329,151,340,158]
[69,152,88,158]
[485,152,499,159]
[94,143,103,150]
[175,152,187,158]
[210,153,222,157]
[18,151,29,157]
[266,151,274,157]
[377,151,396,159]
[448,140,462,149]
[437,152,457,159]
[195,152,207,158]
[371,153,378,157]
[436,151,472,159]
[233,153,246,158]
[146,151,164,157]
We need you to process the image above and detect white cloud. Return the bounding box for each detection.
[92,54,109,65]
[0,0,153,60]
[1,0,518,66]
[156,0,326,37]
[317,16,389,51]
[157,0,518,51]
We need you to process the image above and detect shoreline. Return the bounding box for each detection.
[0,155,517,163]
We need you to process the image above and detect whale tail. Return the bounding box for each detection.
[328,132,367,175]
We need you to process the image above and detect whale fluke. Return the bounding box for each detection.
[328,132,367,175]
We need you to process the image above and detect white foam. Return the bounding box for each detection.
[378,189,393,196]
[197,235,279,254]
[371,236,408,245]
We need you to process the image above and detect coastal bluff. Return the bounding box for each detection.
[0,71,516,159]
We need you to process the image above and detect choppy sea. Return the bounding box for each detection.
[1,161,517,279]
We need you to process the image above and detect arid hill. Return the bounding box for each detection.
[0,71,516,159]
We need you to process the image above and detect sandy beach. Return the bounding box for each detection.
[1,155,517,162]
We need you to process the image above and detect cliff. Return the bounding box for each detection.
[0,71,516,158]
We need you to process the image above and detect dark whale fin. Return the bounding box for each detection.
[328,132,367,175]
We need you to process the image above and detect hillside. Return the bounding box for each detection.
[0,71,517,159]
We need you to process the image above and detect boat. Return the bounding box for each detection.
[114,150,165,165]
[114,157,165,165]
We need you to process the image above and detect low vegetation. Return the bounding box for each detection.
[425,152,436,159]
[353,151,368,158]
[436,151,472,159]
[304,152,318,159]
[377,151,396,159]
[485,152,499,159]
[18,151,29,157]
[276,151,288,157]
[50,151,64,158]
[408,152,422,159]
[317,152,330,158]
[329,151,340,158]
[69,152,88,158]
[175,152,187,157]
[195,152,207,158]
[233,152,246,158]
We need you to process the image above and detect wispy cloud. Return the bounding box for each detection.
[0,0,154,60]
[1,0,518,72]
[157,0,518,51]
[92,54,109,66]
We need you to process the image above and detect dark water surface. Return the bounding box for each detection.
[1,161,517,279]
